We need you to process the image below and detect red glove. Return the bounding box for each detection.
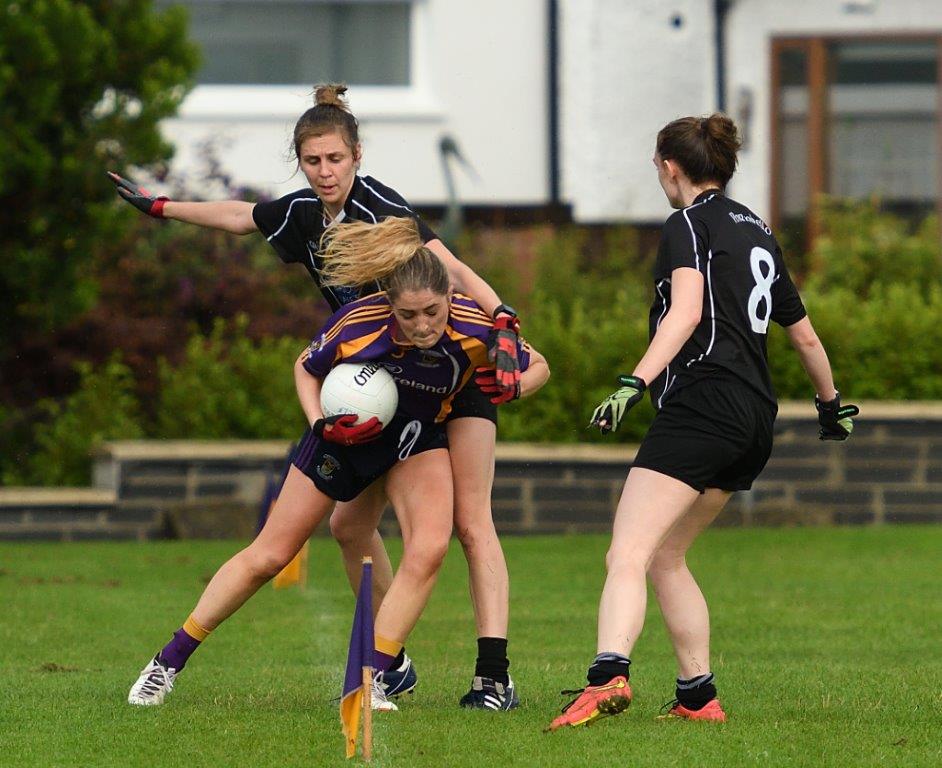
[107,171,169,218]
[475,366,520,404]
[486,313,522,394]
[313,414,382,445]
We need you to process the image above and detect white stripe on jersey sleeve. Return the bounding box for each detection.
[350,198,378,223]
[266,196,321,241]
[358,178,415,213]
[679,193,716,272]
[654,278,675,408]
[686,249,717,368]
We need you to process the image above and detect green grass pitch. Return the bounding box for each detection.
[2,527,941,767]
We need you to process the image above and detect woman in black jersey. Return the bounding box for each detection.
[110,85,522,709]
[548,114,859,730]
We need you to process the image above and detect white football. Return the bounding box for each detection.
[320,362,398,428]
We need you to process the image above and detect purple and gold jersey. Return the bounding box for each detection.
[302,293,532,423]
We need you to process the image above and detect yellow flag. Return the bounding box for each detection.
[273,541,308,589]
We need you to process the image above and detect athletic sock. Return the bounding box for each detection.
[391,647,407,669]
[374,634,404,674]
[474,637,509,685]
[587,652,631,686]
[157,615,211,671]
[675,672,717,710]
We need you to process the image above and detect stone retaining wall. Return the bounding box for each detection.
[1,402,939,540]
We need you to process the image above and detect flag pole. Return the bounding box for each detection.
[361,556,373,762]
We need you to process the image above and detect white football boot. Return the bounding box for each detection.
[371,671,399,711]
[128,655,177,706]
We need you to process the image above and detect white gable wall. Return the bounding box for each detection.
[560,0,716,223]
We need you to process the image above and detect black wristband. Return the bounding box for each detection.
[617,374,647,391]
[492,303,517,319]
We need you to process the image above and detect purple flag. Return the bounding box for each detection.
[340,560,374,758]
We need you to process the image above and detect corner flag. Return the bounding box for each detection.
[340,558,374,760]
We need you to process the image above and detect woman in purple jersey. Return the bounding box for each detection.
[110,84,526,706]
[548,114,859,731]
[127,217,549,709]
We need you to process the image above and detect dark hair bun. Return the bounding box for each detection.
[703,113,738,144]
[314,83,349,109]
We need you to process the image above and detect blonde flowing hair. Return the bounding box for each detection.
[320,217,449,301]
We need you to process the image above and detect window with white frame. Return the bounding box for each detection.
[156,0,412,85]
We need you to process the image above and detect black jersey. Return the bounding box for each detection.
[252,174,439,311]
[648,189,806,409]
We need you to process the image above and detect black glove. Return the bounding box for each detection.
[487,307,522,395]
[107,171,169,218]
[815,393,859,441]
[313,414,382,446]
[589,375,646,434]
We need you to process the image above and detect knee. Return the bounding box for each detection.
[453,511,496,553]
[401,536,449,580]
[604,546,647,580]
[329,509,370,548]
[648,547,686,576]
[242,546,295,581]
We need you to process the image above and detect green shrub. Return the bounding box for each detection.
[5,358,145,486]
[769,283,942,401]
[769,198,942,402]
[153,316,307,439]
[0,0,198,358]
[808,199,941,296]
[485,227,655,443]
[7,199,942,481]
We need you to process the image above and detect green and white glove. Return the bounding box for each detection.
[815,392,859,441]
[590,375,646,434]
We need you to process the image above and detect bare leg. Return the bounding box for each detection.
[596,468,701,655]
[192,466,333,629]
[374,449,454,643]
[648,488,731,679]
[447,417,508,638]
[329,480,393,619]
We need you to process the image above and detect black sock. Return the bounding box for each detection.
[587,652,630,686]
[474,637,509,685]
[391,647,406,669]
[676,672,717,710]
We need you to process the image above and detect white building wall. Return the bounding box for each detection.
[559,0,716,223]
[162,0,549,206]
[727,0,942,221]
[161,0,942,223]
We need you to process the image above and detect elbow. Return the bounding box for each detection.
[679,310,701,333]
[791,327,821,352]
[294,354,312,382]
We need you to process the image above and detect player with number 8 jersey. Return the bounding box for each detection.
[550,113,858,732]
[646,186,805,411]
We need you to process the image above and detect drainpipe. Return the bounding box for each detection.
[547,0,560,206]
[715,0,733,112]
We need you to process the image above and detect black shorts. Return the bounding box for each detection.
[632,376,776,492]
[292,413,448,502]
[447,376,498,424]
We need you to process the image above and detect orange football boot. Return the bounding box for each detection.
[659,698,726,722]
[546,676,632,731]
